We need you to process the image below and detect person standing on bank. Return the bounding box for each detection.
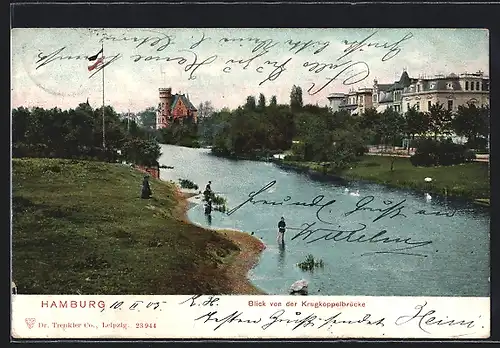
[141,175,152,199]
[277,217,286,245]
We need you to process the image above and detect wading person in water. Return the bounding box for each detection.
[203,181,213,203]
[277,217,286,245]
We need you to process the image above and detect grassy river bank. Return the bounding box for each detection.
[12,158,265,295]
[279,155,490,205]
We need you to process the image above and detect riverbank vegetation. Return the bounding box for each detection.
[12,158,263,294]
[297,254,325,272]
[179,178,199,190]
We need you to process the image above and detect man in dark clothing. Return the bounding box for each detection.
[277,217,286,245]
[203,181,213,203]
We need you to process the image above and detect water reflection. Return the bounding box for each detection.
[205,214,212,225]
[278,242,285,264]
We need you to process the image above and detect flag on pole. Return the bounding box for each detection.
[87,48,104,71]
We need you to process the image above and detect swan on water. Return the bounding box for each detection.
[424,177,432,182]
[344,188,349,193]
[350,190,360,197]
[425,193,432,201]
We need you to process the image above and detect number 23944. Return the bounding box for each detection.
[136,323,157,329]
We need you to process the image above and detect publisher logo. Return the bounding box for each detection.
[25,318,36,329]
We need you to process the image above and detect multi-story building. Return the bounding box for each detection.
[401,71,489,114]
[372,70,418,113]
[327,70,489,117]
[156,87,198,129]
[327,87,373,115]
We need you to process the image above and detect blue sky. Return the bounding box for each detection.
[11,28,489,113]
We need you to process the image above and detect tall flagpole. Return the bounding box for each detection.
[102,42,106,150]
[127,109,130,133]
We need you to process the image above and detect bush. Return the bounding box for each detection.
[178,179,199,190]
[464,149,476,162]
[283,154,302,161]
[355,145,369,156]
[297,254,324,271]
[410,138,468,167]
[465,137,488,151]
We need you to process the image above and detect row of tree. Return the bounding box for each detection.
[196,85,489,170]
[12,102,162,166]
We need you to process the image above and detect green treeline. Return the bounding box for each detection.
[196,86,489,171]
[12,103,161,166]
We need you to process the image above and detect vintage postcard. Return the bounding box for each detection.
[11,28,490,339]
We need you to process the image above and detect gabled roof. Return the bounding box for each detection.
[376,84,393,92]
[171,94,198,112]
[388,71,416,91]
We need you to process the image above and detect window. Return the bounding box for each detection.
[470,82,474,91]
[476,81,480,90]
[417,84,420,92]
[416,102,420,111]
[428,101,432,110]
[407,103,410,110]
[465,81,469,90]
[448,100,453,111]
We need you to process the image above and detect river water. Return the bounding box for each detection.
[158,144,490,297]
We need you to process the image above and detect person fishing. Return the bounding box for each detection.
[203,181,213,203]
[277,217,286,245]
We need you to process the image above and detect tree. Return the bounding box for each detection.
[197,101,215,119]
[427,102,452,140]
[270,95,277,106]
[452,103,490,148]
[245,96,256,110]
[137,107,157,131]
[404,106,428,153]
[379,108,405,171]
[359,108,383,145]
[290,85,303,111]
[258,93,266,109]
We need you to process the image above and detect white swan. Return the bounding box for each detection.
[350,190,360,197]
[344,188,349,193]
[425,193,432,201]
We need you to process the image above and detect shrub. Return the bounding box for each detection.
[178,179,199,190]
[297,254,324,271]
[411,138,468,167]
[355,145,369,156]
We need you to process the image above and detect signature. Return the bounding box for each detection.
[395,301,477,335]
[339,31,414,61]
[290,221,433,257]
[97,30,174,52]
[344,196,407,223]
[29,29,413,94]
[193,308,385,332]
[227,181,455,223]
[130,50,218,80]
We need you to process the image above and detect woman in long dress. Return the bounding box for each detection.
[141,175,152,199]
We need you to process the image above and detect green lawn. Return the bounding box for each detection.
[12,158,240,295]
[284,156,490,201]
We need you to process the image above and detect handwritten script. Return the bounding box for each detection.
[31,29,414,95]
[177,295,483,337]
[226,180,459,257]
